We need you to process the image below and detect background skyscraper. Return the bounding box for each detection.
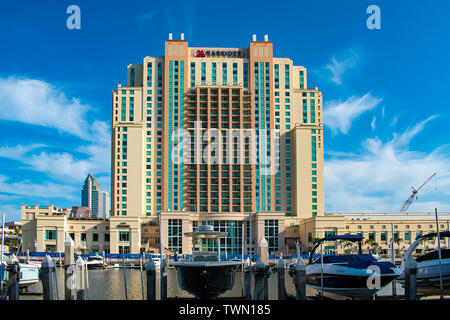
[81,173,102,218]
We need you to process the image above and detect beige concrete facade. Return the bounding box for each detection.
[285,211,450,255]
[21,204,110,254]
[109,35,324,253]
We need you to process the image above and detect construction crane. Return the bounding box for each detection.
[399,172,437,212]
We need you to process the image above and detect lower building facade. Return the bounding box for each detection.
[21,204,450,256]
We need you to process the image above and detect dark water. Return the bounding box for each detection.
[21,267,403,300]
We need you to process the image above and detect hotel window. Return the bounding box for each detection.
[45,230,56,240]
[308,232,312,243]
[130,68,135,86]
[222,62,227,84]
[243,62,248,87]
[121,97,126,121]
[168,219,182,253]
[104,233,110,242]
[416,232,422,239]
[147,62,152,87]
[369,233,375,240]
[232,63,238,85]
[119,231,130,242]
[381,233,387,241]
[92,233,99,242]
[264,220,279,253]
[405,232,411,241]
[284,65,290,89]
[157,62,163,87]
[212,62,217,85]
[274,64,279,89]
[310,99,315,124]
[299,70,305,89]
[201,62,206,85]
[80,233,86,242]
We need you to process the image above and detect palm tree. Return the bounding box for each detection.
[393,237,404,256]
[343,240,354,254]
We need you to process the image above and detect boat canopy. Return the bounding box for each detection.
[313,234,363,244]
[419,231,450,239]
[309,235,363,264]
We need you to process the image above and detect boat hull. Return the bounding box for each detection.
[306,259,401,299]
[306,273,399,298]
[173,261,240,299]
[398,258,450,295]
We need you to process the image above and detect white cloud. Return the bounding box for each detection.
[0,204,22,222]
[135,9,161,23]
[324,92,382,135]
[325,50,359,85]
[0,76,108,143]
[370,116,376,130]
[324,116,450,213]
[0,76,111,184]
[0,144,46,161]
[0,175,78,201]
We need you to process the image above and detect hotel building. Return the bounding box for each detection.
[110,34,324,254]
[20,35,450,257]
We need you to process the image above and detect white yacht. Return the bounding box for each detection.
[85,254,106,268]
[1,254,40,288]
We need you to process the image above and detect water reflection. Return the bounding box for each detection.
[22,268,403,300]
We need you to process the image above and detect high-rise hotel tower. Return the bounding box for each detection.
[111,34,323,254]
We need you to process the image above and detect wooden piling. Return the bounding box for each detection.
[277,258,286,300]
[146,258,156,300]
[41,255,56,300]
[405,255,417,300]
[293,258,306,300]
[64,236,76,300]
[75,256,85,300]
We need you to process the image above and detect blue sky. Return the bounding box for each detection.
[1,0,450,221]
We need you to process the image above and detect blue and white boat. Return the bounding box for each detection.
[306,235,401,299]
[1,253,40,288]
[171,225,241,299]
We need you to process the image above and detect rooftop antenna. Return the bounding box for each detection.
[181,33,184,40]
[252,34,256,41]
[169,33,173,40]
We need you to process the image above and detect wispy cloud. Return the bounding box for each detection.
[324,92,382,135]
[0,76,110,190]
[325,49,359,85]
[135,9,161,24]
[370,116,376,130]
[324,116,449,213]
[0,175,78,201]
[0,76,109,143]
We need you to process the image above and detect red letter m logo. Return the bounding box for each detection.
[196,50,205,57]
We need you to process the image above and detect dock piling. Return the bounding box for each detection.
[122,256,128,300]
[277,258,286,300]
[64,236,76,300]
[292,258,306,300]
[75,256,86,300]
[146,258,156,300]
[244,258,251,299]
[253,257,270,300]
[405,255,418,300]
[6,260,20,300]
[40,255,56,300]
[161,258,167,300]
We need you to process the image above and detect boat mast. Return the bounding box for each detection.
[434,208,444,300]
[0,213,4,297]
